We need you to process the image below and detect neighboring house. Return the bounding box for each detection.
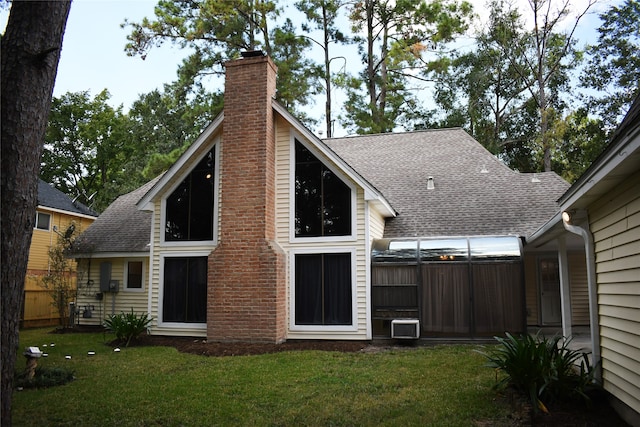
[527,95,640,425]
[71,51,575,344]
[23,180,97,327]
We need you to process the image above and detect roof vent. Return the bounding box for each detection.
[480,164,488,173]
[427,176,435,190]
[531,173,540,183]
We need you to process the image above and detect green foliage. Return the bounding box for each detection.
[580,0,640,131]
[342,0,473,134]
[123,0,320,118]
[40,223,78,329]
[479,332,599,412]
[103,310,153,347]
[42,90,132,212]
[15,366,75,389]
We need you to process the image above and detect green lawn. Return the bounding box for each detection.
[12,328,511,426]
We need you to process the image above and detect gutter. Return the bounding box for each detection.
[561,210,602,381]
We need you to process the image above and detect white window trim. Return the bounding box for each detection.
[289,247,358,333]
[160,141,220,247]
[35,211,51,231]
[289,133,357,244]
[123,259,146,292]
[157,251,209,330]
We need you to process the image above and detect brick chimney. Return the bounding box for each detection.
[207,52,287,343]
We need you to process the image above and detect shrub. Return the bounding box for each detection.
[479,332,599,412]
[104,309,152,347]
[15,366,75,389]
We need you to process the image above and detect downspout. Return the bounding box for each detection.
[562,210,601,381]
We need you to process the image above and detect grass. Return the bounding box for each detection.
[12,328,511,426]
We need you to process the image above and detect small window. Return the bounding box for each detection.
[126,261,143,289]
[35,212,51,231]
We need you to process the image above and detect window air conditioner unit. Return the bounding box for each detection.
[391,319,420,339]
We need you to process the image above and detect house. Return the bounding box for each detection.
[71,51,573,343]
[527,95,640,425]
[23,180,97,327]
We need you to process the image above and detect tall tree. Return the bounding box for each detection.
[496,0,595,171]
[1,2,71,424]
[580,0,640,131]
[41,90,132,213]
[426,0,538,165]
[296,0,348,137]
[123,0,320,119]
[342,0,473,134]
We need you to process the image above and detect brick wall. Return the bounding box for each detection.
[207,53,287,343]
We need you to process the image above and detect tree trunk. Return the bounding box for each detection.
[1,2,71,425]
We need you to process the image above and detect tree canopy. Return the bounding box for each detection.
[38,0,640,211]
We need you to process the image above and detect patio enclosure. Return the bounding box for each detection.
[371,236,525,338]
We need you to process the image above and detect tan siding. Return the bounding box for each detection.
[590,169,640,415]
[75,259,148,326]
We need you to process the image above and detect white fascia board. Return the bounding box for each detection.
[137,113,224,211]
[273,101,396,218]
[37,205,97,220]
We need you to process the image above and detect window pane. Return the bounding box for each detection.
[372,239,418,263]
[323,253,352,324]
[295,254,323,324]
[419,239,468,262]
[163,257,207,323]
[127,261,143,289]
[295,253,352,326]
[322,170,351,236]
[165,149,215,241]
[295,161,322,237]
[295,141,351,237]
[469,237,521,260]
[35,212,51,230]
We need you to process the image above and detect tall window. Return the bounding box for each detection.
[126,261,143,289]
[295,140,351,237]
[163,257,207,323]
[295,253,352,325]
[165,149,215,241]
[35,212,51,230]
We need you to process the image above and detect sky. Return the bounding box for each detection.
[1,0,612,137]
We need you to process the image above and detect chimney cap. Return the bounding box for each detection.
[241,50,266,58]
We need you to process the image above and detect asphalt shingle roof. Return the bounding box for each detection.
[71,177,160,255]
[325,128,570,238]
[38,180,97,217]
